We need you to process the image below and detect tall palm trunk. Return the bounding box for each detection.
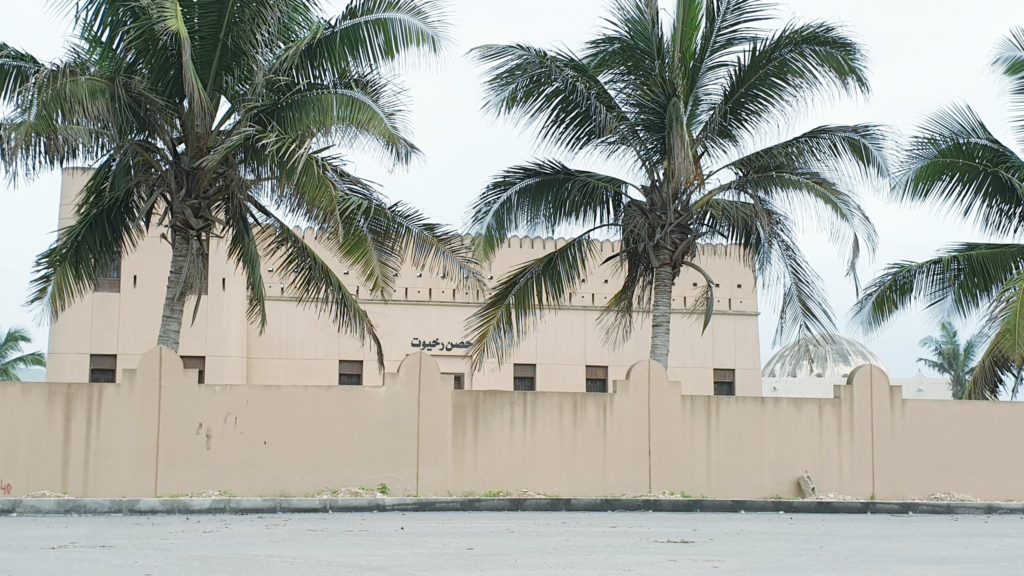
[650,264,676,367]
[156,232,191,351]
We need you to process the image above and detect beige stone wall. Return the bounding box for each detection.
[763,375,953,400]
[48,169,761,393]
[4,349,1024,500]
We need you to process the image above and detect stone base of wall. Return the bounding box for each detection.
[3,497,1021,516]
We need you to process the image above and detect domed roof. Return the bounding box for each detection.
[762,336,886,379]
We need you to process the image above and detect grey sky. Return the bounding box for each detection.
[2,0,1023,376]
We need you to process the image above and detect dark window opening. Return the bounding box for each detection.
[586,365,609,393]
[338,360,363,386]
[182,356,206,385]
[714,368,736,396]
[89,354,117,383]
[445,373,465,390]
[513,364,536,392]
[94,260,121,293]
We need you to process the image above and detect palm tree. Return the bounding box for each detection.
[917,321,982,400]
[853,29,1024,399]
[0,0,481,363]
[465,0,885,367]
[0,326,46,382]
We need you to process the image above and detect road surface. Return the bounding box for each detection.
[2,512,1022,574]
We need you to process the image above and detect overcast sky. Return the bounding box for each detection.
[2,0,1023,377]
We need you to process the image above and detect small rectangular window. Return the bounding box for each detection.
[513,364,536,392]
[714,368,736,396]
[94,260,121,293]
[89,354,117,383]
[182,356,206,385]
[445,373,465,390]
[338,360,363,386]
[586,365,608,393]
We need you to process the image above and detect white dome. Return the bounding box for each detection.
[762,336,886,379]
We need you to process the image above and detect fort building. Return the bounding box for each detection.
[46,168,762,394]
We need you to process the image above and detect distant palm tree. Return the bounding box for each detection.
[853,29,1024,399]
[466,0,884,367]
[0,0,481,364]
[0,326,45,382]
[917,322,982,400]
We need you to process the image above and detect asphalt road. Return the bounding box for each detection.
[1,512,1022,575]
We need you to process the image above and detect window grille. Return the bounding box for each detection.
[94,260,121,293]
[338,360,363,386]
[713,368,736,396]
[586,365,608,393]
[89,355,117,383]
[513,364,536,391]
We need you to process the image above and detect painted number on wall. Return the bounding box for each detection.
[0,480,11,496]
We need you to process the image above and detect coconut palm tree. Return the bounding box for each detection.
[0,326,46,382]
[0,0,482,364]
[917,321,983,400]
[853,29,1024,399]
[466,0,885,367]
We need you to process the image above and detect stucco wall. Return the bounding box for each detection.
[763,375,953,400]
[3,348,1024,500]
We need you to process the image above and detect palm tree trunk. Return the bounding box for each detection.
[650,264,676,367]
[156,232,191,352]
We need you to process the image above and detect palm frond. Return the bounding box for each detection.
[2,64,119,176]
[915,320,982,399]
[681,260,716,331]
[248,74,419,166]
[223,192,268,331]
[915,357,946,373]
[853,243,1024,333]
[596,219,656,347]
[699,21,870,159]
[981,272,1024,373]
[277,0,449,83]
[724,123,890,186]
[191,0,317,97]
[704,197,837,344]
[993,27,1024,142]
[251,205,385,369]
[26,159,151,320]
[968,339,1019,400]
[770,239,837,345]
[896,104,1024,237]
[0,42,43,101]
[713,124,885,291]
[0,326,47,381]
[469,160,632,261]
[0,327,34,358]
[467,228,609,368]
[148,0,212,121]
[339,196,486,295]
[688,0,775,115]
[583,0,671,168]
[471,43,634,160]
